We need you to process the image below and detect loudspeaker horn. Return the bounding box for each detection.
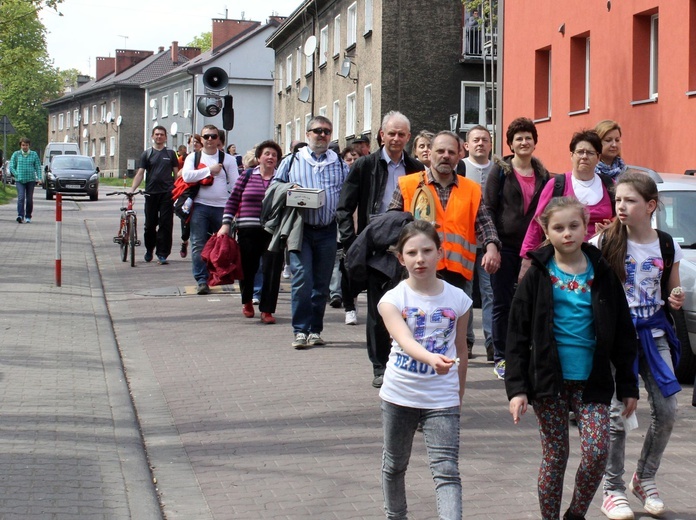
[202,67,229,92]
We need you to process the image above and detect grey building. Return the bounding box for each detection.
[44,45,199,178]
[266,0,498,153]
[143,17,282,157]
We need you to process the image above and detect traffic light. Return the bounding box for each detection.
[222,95,234,131]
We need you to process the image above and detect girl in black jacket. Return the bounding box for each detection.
[506,197,639,520]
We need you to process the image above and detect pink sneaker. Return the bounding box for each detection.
[629,473,666,517]
[600,492,634,520]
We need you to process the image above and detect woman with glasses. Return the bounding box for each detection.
[520,130,614,279]
[595,120,628,181]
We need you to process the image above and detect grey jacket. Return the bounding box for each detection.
[261,182,304,253]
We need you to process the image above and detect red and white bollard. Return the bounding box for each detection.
[55,193,62,287]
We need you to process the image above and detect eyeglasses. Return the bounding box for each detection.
[201,134,219,140]
[573,149,597,157]
[308,127,332,136]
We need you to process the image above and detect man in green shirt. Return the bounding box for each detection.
[9,137,41,223]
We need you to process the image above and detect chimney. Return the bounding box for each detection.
[95,57,115,81]
[171,41,179,63]
[179,46,202,61]
[158,46,165,53]
[115,49,154,75]
[211,18,259,50]
[269,16,286,25]
[76,74,90,88]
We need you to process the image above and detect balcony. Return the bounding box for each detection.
[462,25,498,62]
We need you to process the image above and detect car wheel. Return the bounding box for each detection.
[46,190,54,200]
[673,308,695,384]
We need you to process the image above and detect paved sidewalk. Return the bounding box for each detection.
[1,189,695,520]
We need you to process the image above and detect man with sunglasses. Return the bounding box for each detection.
[181,124,238,295]
[274,116,349,349]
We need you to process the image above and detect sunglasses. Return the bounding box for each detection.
[308,128,332,136]
[201,134,219,140]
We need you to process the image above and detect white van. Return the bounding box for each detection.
[43,142,81,185]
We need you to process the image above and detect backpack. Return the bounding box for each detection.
[172,150,228,221]
[551,172,616,215]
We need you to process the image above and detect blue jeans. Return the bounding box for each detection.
[16,181,36,219]
[604,336,678,493]
[381,400,462,520]
[329,247,342,299]
[189,203,224,285]
[475,248,493,349]
[288,223,337,334]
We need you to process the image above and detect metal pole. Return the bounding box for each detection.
[55,193,62,287]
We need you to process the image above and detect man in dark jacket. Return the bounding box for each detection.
[336,111,423,388]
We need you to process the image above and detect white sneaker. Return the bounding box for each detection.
[629,473,666,517]
[282,265,291,279]
[601,492,634,520]
[345,310,357,325]
[307,333,325,346]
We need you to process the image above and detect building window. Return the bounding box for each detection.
[109,136,116,156]
[363,84,372,132]
[460,81,495,130]
[296,49,302,82]
[278,63,284,92]
[320,26,329,66]
[306,49,313,75]
[99,139,106,157]
[73,109,79,127]
[569,34,590,113]
[91,105,97,124]
[83,107,89,125]
[689,0,696,92]
[151,102,158,120]
[319,105,327,117]
[295,118,302,141]
[650,14,659,99]
[66,111,71,129]
[334,15,341,57]
[100,103,106,122]
[632,9,659,102]
[333,100,340,139]
[184,89,192,112]
[534,47,552,120]
[286,55,293,88]
[173,92,179,115]
[347,3,357,48]
[285,121,292,153]
[83,140,88,155]
[162,95,169,117]
[58,113,64,131]
[51,115,56,132]
[365,0,373,34]
[346,91,356,137]
[91,140,96,157]
[110,100,116,117]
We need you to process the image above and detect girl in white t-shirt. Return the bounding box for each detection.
[593,171,685,520]
[378,220,472,520]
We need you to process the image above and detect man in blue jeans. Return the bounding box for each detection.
[9,137,41,224]
[181,124,237,294]
[273,116,349,349]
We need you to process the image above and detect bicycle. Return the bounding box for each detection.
[107,190,143,267]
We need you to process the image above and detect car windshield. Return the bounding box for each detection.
[52,156,93,170]
[655,189,696,249]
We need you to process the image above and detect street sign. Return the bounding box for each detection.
[449,113,459,132]
[0,115,16,134]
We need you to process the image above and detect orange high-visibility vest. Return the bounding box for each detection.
[399,173,479,280]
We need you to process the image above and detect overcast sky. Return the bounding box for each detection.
[41,0,298,76]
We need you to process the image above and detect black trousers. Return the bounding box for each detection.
[366,269,397,376]
[490,247,522,363]
[237,227,283,313]
[143,191,174,258]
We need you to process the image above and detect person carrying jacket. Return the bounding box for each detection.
[336,111,423,388]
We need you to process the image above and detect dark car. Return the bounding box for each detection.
[45,155,100,201]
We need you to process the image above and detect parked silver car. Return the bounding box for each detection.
[653,173,696,384]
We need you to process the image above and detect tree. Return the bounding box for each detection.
[57,68,86,90]
[0,0,64,152]
[188,32,211,53]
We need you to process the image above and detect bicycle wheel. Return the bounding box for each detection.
[128,215,136,267]
[120,218,129,262]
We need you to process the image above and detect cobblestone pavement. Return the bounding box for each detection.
[1,189,694,519]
